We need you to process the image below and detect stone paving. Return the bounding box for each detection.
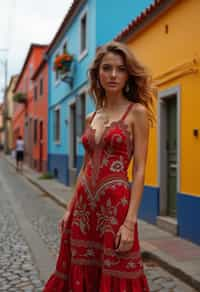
[0,195,43,292]
[0,158,197,291]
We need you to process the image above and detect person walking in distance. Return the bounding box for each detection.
[43,41,155,291]
[15,135,24,172]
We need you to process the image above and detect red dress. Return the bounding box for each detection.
[43,103,149,291]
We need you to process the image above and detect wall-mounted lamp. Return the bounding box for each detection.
[193,128,199,137]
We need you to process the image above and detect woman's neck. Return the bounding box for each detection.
[104,93,127,109]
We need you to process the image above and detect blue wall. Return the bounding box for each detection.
[138,185,160,224]
[47,0,155,185]
[48,0,96,184]
[177,193,200,245]
[48,153,69,185]
[96,0,154,46]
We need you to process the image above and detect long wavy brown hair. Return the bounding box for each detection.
[88,41,156,125]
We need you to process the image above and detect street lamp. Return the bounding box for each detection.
[0,49,8,153]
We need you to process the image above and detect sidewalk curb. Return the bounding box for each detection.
[142,251,200,291]
[5,155,200,291]
[25,175,67,209]
[5,155,67,209]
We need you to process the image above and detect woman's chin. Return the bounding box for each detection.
[105,87,121,94]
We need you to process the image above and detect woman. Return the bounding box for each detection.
[43,41,154,291]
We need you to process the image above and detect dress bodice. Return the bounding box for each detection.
[81,103,134,187]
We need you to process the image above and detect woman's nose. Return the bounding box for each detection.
[111,69,117,77]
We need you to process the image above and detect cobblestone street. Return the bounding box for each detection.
[0,158,197,291]
[0,196,43,292]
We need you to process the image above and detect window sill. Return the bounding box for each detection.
[78,49,88,62]
[54,80,61,87]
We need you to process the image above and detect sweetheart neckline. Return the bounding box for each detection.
[88,119,133,147]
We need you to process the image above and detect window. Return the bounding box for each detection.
[63,42,67,54]
[54,108,60,142]
[80,12,87,54]
[40,78,43,96]
[34,85,37,101]
[34,119,37,144]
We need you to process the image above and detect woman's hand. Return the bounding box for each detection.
[115,220,135,253]
[58,210,70,233]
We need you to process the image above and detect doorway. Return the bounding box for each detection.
[158,86,180,218]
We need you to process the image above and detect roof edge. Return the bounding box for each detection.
[115,0,178,43]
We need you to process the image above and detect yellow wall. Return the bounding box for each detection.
[127,0,200,195]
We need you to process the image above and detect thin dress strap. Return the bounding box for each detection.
[89,111,97,125]
[121,103,134,121]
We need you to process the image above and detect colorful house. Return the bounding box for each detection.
[116,0,200,245]
[31,55,48,172]
[47,0,154,185]
[13,44,47,166]
[4,75,18,153]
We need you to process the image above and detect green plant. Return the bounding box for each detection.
[38,172,54,179]
[13,92,27,103]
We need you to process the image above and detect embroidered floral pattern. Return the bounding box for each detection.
[96,198,118,236]
[43,103,149,292]
[110,156,124,172]
[72,195,90,234]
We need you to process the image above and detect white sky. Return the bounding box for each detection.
[0,0,73,102]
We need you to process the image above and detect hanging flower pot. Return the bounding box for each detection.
[13,92,27,104]
[54,52,73,74]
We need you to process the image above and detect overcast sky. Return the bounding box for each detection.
[0,0,73,102]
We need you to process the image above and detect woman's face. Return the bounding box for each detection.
[98,52,128,96]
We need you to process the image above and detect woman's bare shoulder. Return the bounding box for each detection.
[129,102,149,128]
[131,102,148,117]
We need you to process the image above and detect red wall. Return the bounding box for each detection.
[32,63,48,172]
[13,45,47,165]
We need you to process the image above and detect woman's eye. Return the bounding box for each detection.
[102,65,111,71]
[119,67,126,72]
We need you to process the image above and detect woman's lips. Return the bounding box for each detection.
[108,82,118,86]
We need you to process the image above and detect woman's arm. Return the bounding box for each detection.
[125,103,149,224]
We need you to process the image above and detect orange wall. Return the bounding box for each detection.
[13,47,47,149]
[32,63,48,164]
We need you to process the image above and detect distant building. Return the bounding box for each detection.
[4,74,19,153]
[0,103,4,149]
[13,44,48,167]
[31,54,48,172]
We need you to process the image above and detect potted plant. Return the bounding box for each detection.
[54,52,73,75]
[13,92,27,104]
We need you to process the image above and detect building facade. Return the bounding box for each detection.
[13,44,47,166]
[31,58,48,172]
[117,0,200,245]
[47,0,154,185]
[4,75,18,153]
[0,103,4,149]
